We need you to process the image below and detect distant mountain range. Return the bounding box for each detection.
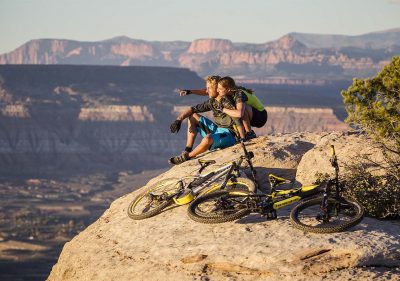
[1,28,399,84]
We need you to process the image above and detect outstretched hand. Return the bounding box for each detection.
[170,120,182,133]
[179,89,191,96]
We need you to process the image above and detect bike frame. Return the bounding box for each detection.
[230,145,341,215]
[229,182,322,214]
[190,159,242,195]
[172,140,256,205]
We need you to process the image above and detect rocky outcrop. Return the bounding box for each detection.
[78,106,154,122]
[47,132,400,281]
[187,39,233,54]
[266,34,307,51]
[1,104,30,118]
[257,106,349,134]
[1,29,399,83]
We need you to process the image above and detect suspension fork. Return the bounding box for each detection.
[239,140,258,188]
[330,144,341,198]
[320,180,333,214]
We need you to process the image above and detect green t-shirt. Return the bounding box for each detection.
[233,89,265,112]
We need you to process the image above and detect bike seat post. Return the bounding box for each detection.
[198,164,206,175]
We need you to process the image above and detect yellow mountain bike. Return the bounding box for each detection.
[127,140,257,220]
[188,145,364,233]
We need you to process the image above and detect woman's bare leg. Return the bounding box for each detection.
[242,104,253,133]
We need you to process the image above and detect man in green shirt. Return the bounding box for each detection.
[169,76,237,165]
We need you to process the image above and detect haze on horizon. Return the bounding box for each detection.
[0,0,400,54]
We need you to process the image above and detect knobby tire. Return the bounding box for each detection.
[188,188,253,223]
[289,196,364,233]
[127,178,181,220]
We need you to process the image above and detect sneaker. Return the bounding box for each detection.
[168,151,190,165]
[244,130,257,141]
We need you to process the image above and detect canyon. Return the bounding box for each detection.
[0,64,351,280]
[0,65,349,177]
[0,27,398,281]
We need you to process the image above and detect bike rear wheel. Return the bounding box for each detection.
[188,189,252,223]
[290,196,364,233]
[127,178,182,220]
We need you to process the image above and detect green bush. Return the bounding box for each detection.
[313,169,399,219]
[343,169,400,219]
[340,56,400,218]
[342,56,400,158]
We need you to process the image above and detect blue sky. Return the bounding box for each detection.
[0,0,399,54]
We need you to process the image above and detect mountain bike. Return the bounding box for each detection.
[127,140,257,220]
[188,145,364,233]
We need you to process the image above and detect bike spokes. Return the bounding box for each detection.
[127,178,182,220]
[135,193,165,214]
[290,196,364,233]
[188,190,252,223]
[196,195,246,217]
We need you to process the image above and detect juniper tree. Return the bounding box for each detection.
[341,57,400,217]
[342,56,400,156]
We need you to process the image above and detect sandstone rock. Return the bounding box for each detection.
[26,179,42,186]
[296,132,388,185]
[187,39,233,54]
[47,133,400,281]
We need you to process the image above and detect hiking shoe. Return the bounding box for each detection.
[244,130,257,141]
[168,151,190,165]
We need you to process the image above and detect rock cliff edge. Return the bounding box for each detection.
[47,132,400,281]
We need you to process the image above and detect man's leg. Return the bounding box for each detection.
[169,116,217,165]
[185,113,201,151]
[188,134,213,158]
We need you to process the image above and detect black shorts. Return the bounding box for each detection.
[250,108,267,128]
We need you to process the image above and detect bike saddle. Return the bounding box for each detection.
[268,174,291,186]
[198,159,216,173]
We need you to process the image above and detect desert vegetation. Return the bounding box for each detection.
[341,56,400,218]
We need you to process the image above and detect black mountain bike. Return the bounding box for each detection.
[188,145,364,233]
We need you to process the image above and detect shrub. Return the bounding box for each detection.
[342,166,399,219]
[341,56,400,160]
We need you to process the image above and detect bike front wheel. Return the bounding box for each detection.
[289,196,364,233]
[188,189,253,223]
[127,178,182,220]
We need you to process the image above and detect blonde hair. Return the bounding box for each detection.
[206,75,221,86]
